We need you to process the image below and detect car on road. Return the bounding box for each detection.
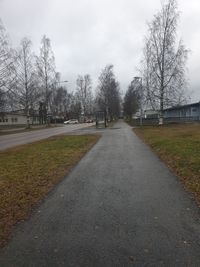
[64,119,79,124]
[85,119,94,123]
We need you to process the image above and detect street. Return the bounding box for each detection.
[0,123,95,151]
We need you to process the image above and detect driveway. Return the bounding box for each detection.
[0,123,95,151]
[0,121,200,266]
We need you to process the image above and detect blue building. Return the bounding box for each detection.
[164,102,200,121]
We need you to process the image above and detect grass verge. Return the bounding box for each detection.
[0,134,100,247]
[134,124,200,203]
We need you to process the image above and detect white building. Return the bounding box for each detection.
[0,111,40,126]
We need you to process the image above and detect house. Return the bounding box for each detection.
[164,102,200,121]
[0,110,40,126]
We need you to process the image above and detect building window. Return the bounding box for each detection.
[11,118,18,123]
[192,108,197,112]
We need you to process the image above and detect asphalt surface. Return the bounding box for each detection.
[0,123,95,151]
[0,121,200,266]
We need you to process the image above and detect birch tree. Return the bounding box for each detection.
[36,35,56,122]
[0,19,15,112]
[141,0,188,124]
[76,74,93,118]
[14,37,38,127]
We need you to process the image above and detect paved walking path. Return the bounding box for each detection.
[0,121,200,266]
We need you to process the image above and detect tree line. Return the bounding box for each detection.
[1,0,188,126]
[123,0,189,124]
[0,19,121,126]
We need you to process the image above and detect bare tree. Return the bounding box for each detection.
[123,81,140,120]
[141,0,188,124]
[96,64,121,121]
[36,35,56,123]
[13,37,38,127]
[76,74,93,119]
[107,79,121,120]
[0,19,15,112]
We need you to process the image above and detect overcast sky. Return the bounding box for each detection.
[0,0,200,101]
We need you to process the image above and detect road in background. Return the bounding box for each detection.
[0,123,95,151]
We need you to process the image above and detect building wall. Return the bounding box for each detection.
[0,114,40,126]
[164,104,200,119]
[191,105,200,117]
[0,114,27,125]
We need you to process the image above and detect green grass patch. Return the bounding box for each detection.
[134,124,200,203]
[0,134,100,247]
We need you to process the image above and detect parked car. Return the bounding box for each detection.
[64,119,79,124]
[85,119,94,123]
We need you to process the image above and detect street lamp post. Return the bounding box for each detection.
[134,76,143,126]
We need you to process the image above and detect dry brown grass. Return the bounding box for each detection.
[134,123,200,203]
[0,134,100,247]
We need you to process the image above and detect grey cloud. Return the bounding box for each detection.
[0,0,199,100]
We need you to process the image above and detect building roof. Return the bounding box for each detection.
[164,101,200,111]
[0,112,26,116]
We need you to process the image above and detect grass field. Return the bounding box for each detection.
[0,134,100,247]
[134,123,200,204]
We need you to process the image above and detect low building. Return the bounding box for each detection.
[0,112,26,126]
[0,110,40,126]
[132,102,200,126]
[164,102,200,121]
